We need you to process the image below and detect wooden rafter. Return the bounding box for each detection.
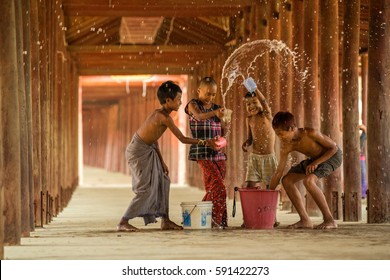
[62,0,371,75]
[62,0,252,17]
[69,45,223,75]
[66,17,121,45]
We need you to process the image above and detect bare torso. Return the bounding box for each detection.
[248,113,275,155]
[282,128,328,159]
[136,109,168,145]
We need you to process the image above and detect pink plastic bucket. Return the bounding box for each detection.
[238,188,278,229]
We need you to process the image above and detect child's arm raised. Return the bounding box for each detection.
[255,89,272,119]
[187,102,224,120]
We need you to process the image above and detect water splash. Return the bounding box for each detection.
[220,39,309,108]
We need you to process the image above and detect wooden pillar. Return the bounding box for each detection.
[303,0,321,216]
[53,0,68,215]
[290,0,306,212]
[73,64,79,188]
[303,0,320,129]
[255,1,269,98]
[47,0,54,223]
[367,0,390,223]
[22,0,35,233]
[0,87,3,258]
[54,52,63,217]
[15,0,31,237]
[320,0,343,220]
[272,0,292,210]
[30,0,42,227]
[291,0,304,127]
[361,54,368,126]
[268,0,281,113]
[38,0,49,225]
[0,0,22,245]
[242,7,251,43]
[280,1,293,112]
[249,4,257,40]
[69,62,78,195]
[59,51,66,214]
[0,29,3,260]
[342,0,361,221]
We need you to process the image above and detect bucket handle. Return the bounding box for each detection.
[232,186,239,217]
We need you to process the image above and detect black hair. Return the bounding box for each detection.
[199,77,217,88]
[272,111,296,131]
[157,81,182,104]
[244,91,257,99]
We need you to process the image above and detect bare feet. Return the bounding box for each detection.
[161,219,183,230]
[116,223,139,232]
[315,220,337,229]
[287,220,313,229]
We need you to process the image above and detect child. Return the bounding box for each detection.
[242,89,278,189]
[185,77,229,229]
[269,111,342,229]
[241,83,279,227]
[117,81,219,232]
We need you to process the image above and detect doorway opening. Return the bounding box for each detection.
[78,75,189,187]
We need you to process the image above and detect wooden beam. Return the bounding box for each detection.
[62,0,252,17]
[68,44,223,53]
[76,66,196,76]
[68,44,223,75]
[66,17,121,45]
[174,18,229,44]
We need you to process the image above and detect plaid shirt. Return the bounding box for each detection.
[185,99,227,161]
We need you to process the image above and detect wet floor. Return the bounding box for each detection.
[4,167,390,260]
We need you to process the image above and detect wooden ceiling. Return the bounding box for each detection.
[62,0,370,76]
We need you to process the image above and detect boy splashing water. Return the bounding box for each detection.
[117,81,219,232]
[241,78,279,227]
[242,85,278,190]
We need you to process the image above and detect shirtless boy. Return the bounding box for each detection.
[241,87,279,227]
[117,81,219,232]
[269,111,342,229]
[242,89,277,189]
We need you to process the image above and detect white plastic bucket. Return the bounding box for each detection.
[180,201,213,229]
